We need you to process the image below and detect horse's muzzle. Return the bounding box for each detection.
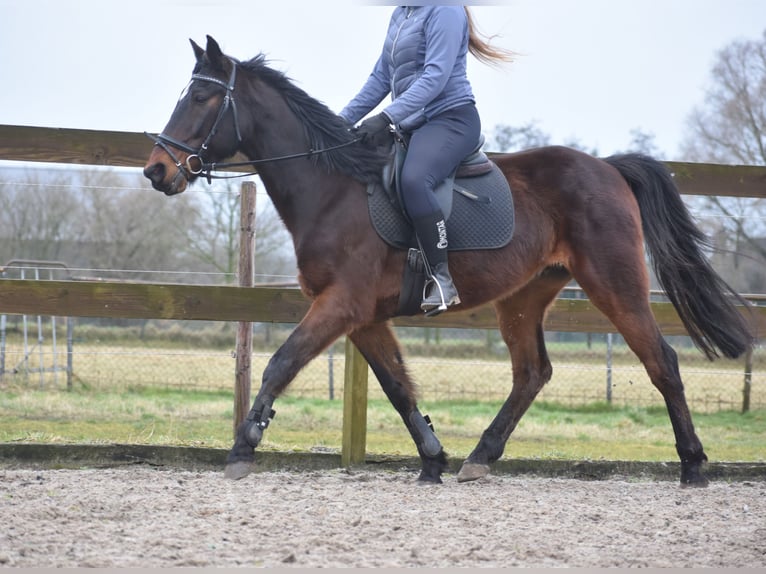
[143,161,186,196]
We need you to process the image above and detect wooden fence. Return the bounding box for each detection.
[2,124,766,466]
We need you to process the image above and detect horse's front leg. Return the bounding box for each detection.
[224,291,351,480]
[349,322,448,483]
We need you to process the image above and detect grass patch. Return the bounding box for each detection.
[0,385,762,463]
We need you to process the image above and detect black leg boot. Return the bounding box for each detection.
[412,212,461,314]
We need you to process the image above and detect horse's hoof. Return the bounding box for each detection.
[680,464,710,488]
[224,461,255,480]
[680,476,710,488]
[417,473,443,485]
[457,462,490,483]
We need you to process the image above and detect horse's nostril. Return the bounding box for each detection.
[143,163,165,185]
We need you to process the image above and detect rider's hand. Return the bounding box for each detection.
[355,112,393,147]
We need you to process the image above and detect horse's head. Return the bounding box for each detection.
[144,35,242,195]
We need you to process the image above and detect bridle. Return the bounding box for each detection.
[145,57,243,184]
[146,57,360,184]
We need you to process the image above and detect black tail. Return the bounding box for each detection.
[604,153,754,360]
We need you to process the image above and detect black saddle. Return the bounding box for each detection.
[367,135,514,252]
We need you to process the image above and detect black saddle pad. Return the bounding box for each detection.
[367,162,514,251]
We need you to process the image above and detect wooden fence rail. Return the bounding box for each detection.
[7,279,765,335]
[2,124,766,465]
[2,125,766,198]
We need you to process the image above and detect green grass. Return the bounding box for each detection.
[0,386,762,463]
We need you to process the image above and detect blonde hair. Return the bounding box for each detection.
[465,7,516,67]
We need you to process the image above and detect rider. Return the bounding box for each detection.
[340,6,513,314]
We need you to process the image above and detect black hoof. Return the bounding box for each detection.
[680,452,709,487]
[417,471,443,484]
[680,473,710,488]
[413,450,449,484]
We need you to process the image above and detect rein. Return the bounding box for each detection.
[146,57,360,182]
[144,133,362,181]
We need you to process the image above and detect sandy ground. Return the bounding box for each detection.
[0,466,764,568]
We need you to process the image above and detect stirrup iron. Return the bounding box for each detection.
[421,277,453,313]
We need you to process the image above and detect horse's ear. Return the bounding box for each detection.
[205,35,225,69]
[190,39,205,62]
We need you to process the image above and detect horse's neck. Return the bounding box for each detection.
[238,78,355,241]
[254,157,330,240]
[256,157,365,255]
[239,107,314,230]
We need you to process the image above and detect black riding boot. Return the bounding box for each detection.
[412,211,460,314]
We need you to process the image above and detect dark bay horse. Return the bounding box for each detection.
[144,36,754,486]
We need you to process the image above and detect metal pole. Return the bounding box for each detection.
[2,261,71,387]
[66,317,74,391]
[50,268,58,385]
[606,333,613,404]
[35,267,44,389]
[742,346,753,414]
[21,267,29,382]
[328,346,335,400]
[0,314,6,378]
[36,313,44,388]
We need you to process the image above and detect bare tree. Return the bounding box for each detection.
[0,166,79,264]
[178,178,296,284]
[622,128,663,158]
[251,197,297,284]
[0,164,295,286]
[682,30,766,165]
[486,121,551,152]
[679,30,766,292]
[78,168,200,280]
[180,181,242,282]
[487,121,655,157]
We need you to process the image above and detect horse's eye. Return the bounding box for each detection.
[177,81,192,102]
[193,94,208,104]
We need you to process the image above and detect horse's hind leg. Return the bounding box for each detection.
[349,321,448,483]
[458,267,571,482]
[577,273,709,486]
[572,252,709,486]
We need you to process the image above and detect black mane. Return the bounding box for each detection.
[239,54,387,184]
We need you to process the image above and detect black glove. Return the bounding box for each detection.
[355,112,392,147]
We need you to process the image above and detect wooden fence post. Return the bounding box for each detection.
[234,181,257,438]
[342,336,368,467]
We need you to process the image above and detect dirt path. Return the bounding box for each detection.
[0,467,764,568]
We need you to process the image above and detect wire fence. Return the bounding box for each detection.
[1,317,762,414]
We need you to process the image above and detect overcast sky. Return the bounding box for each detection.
[1,0,764,159]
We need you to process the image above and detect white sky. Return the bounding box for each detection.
[1,0,764,159]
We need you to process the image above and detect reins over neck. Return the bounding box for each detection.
[147,57,361,183]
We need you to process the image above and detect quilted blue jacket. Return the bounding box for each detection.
[340,6,475,131]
